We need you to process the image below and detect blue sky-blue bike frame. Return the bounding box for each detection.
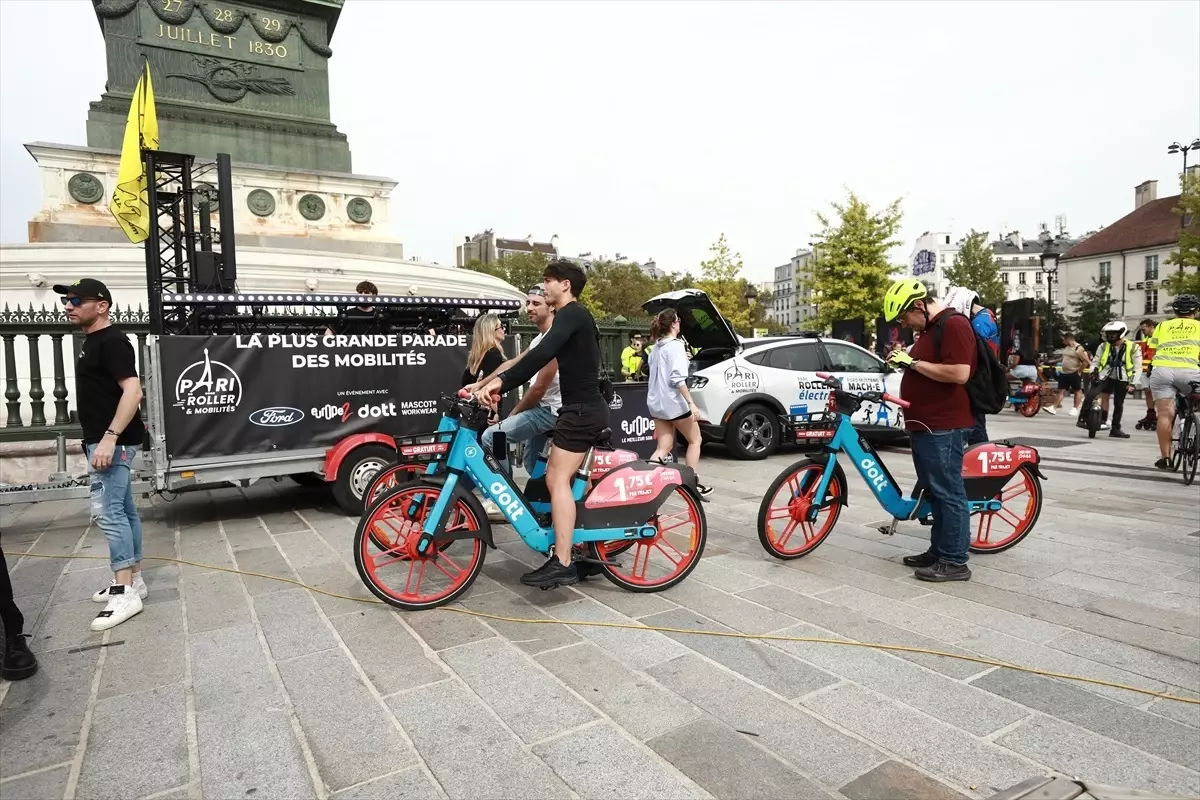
[418,417,650,554]
[808,413,994,519]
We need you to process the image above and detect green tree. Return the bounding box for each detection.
[801,192,903,329]
[1165,168,1200,296]
[462,251,548,291]
[1068,278,1117,341]
[946,230,1006,307]
[695,234,759,334]
[588,260,662,319]
[1033,298,1067,350]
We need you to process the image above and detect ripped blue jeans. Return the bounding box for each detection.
[86,443,143,571]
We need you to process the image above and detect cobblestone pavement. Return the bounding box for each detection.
[2,411,1198,799]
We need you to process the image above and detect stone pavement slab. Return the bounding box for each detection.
[4,413,1200,799]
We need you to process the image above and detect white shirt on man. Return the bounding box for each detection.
[528,331,562,413]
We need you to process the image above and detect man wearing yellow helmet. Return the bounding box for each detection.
[881,278,976,582]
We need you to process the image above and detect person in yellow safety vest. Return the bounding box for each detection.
[1077,320,1141,438]
[620,332,646,381]
[1148,294,1200,469]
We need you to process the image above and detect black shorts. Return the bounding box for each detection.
[552,402,611,453]
[1057,372,1082,393]
[656,410,693,423]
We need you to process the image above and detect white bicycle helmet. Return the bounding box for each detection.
[944,286,978,318]
[1101,320,1127,340]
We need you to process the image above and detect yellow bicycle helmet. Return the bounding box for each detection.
[883,278,928,322]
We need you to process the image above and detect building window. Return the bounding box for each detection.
[1018,290,1027,299]
[1145,254,1159,281]
[945,236,951,244]
[1035,271,1044,284]
[1036,290,1044,301]
[940,253,946,264]
[1145,289,1158,314]
[1099,261,1111,283]
[1019,272,1027,285]
[1001,272,1009,284]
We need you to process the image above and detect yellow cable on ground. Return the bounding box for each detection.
[11,551,1198,706]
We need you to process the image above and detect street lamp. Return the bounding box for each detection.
[1167,138,1200,174]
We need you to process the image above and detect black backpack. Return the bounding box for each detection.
[931,311,1007,415]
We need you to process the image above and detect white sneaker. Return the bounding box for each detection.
[90,584,144,631]
[93,573,148,603]
[1069,407,1079,417]
[482,499,506,523]
[1043,406,1058,415]
[1100,422,1110,430]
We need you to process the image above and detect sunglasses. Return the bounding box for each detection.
[59,296,98,307]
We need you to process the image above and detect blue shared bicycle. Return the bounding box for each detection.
[354,391,708,610]
[758,373,1045,559]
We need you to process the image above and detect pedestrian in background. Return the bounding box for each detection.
[55,279,147,631]
[1050,332,1090,416]
[1135,318,1157,430]
[620,332,647,381]
[647,308,712,499]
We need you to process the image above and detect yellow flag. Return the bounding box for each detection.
[109,60,160,243]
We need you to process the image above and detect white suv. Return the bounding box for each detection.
[644,289,905,460]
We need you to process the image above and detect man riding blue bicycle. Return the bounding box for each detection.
[881,279,977,582]
[471,260,610,589]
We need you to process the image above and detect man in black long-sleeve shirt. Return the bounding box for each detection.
[473,260,608,588]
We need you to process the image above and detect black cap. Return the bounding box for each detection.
[52,279,112,303]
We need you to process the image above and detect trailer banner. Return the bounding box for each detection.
[159,334,468,459]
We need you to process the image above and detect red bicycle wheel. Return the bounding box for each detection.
[354,481,487,610]
[591,485,706,593]
[969,465,1042,553]
[757,460,843,559]
[1019,391,1041,417]
[364,463,425,552]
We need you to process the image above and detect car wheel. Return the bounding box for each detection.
[724,403,777,460]
[333,444,396,515]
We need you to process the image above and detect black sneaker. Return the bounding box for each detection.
[914,560,971,582]
[1,634,38,681]
[696,483,713,501]
[571,546,606,579]
[1109,429,1130,439]
[1155,457,1172,470]
[520,556,580,590]
[902,551,939,568]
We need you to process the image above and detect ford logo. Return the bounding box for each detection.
[249,407,305,427]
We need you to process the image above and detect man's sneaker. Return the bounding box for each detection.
[1100,422,1110,430]
[90,584,143,631]
[1,634,38,681]
[902,551,939,568]
[696,483,713,501]
[1109,428,1130,439]
[520,555,579,590]
[1068,407,1079,417]
[1043,406,1058,415]
[914,560,971,582]
[93,573,148,603]
[482,499,506,523]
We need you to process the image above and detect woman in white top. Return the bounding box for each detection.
[646,309,712,498]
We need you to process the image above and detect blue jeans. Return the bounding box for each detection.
[910,428,970,565]
[481,405,557,474]
[86,443,143,571]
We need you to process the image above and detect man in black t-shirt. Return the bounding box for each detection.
[54,279,147,632]
[473,261,608,589]
[326,280,380,336]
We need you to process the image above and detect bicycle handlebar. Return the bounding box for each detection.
[814,372,909,409]
[457,388,501,403]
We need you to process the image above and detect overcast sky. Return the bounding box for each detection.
[1,0,1197,283]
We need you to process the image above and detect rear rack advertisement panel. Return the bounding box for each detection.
[160,333,468,459]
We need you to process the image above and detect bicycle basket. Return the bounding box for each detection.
[393,431,454,463]
[786,411,839,443]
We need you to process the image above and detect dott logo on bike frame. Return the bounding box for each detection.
[859,456,889,494]
[489,481,524,521]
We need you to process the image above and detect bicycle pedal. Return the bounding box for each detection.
[876,525,895,536]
